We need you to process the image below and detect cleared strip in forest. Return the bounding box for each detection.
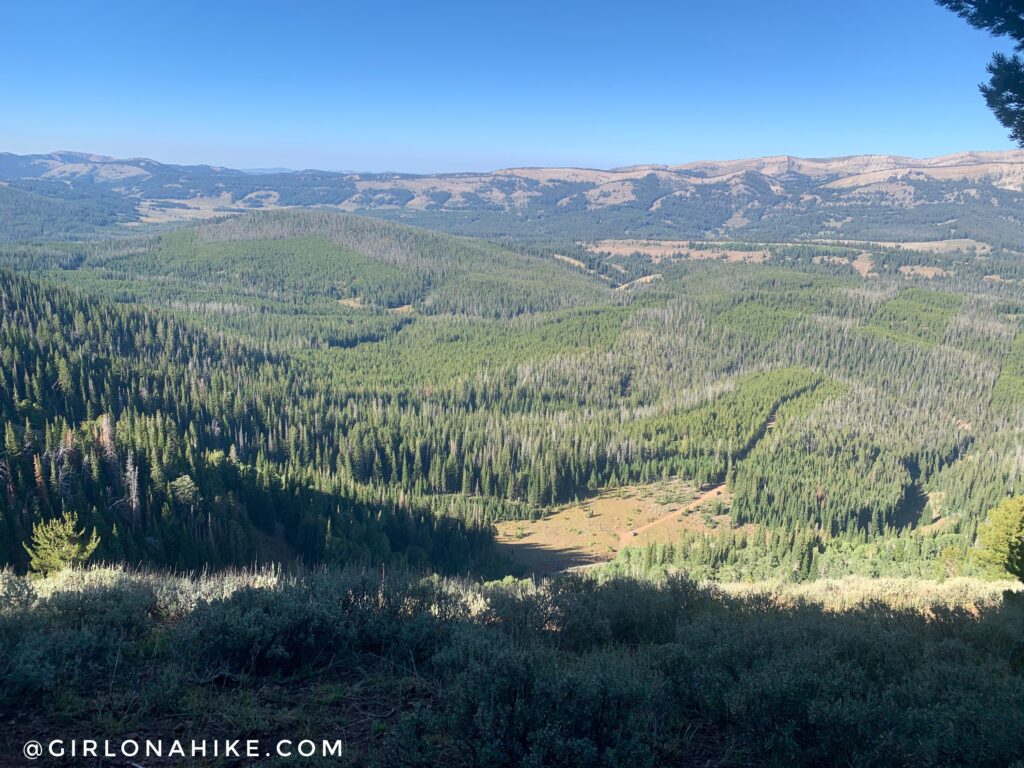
[614,273,663,291]
[730,379,822,466]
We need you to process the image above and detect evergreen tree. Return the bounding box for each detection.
[976,496,1024,579]
[936,0,1024,144]
[23,511,100,575]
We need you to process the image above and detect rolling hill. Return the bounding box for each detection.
[3,149,1024,244]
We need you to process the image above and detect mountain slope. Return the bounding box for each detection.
[0,267,494,571]
[2,150,1024,244]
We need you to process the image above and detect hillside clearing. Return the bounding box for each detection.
[587,239,770,263]
[496,480,729,575]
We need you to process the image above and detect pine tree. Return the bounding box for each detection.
[4,423,18,458]
[23,511,101,575]
[976,496,1024,579]
[936,0,1024,144]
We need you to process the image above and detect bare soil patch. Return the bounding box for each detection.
[852,253,875,278]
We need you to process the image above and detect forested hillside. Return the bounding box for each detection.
[8,2,1024,762]
[1,209,1022,580]
[0,271,493,571]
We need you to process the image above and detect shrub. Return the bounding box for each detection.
[0,566,1021,766]
[180,586,354,676]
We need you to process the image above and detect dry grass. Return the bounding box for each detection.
[816,238,993,255]
[588,240,769,264]
[852,252,875,277]
[495,480,729,575]
[823,162,1024,192]
[899,265,950,279]
[718,576,1021,613]
[614,273,663,291]
[137,192,254,223]
[584,181,637,208]
[552,253,588,270]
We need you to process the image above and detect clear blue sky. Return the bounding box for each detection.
[0,0,1017,172]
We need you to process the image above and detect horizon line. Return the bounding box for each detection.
[4,146,1023,177]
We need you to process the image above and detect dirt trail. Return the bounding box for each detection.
[615,396,783,547]
[614,273,662,291]
[618,484,728,548]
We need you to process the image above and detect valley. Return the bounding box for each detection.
[2,155,1023,767]
[7,0,1024,762]
[0,205,1020,581]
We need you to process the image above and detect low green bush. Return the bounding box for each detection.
[0,566,1021,767]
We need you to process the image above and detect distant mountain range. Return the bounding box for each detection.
[2,149,1024,245]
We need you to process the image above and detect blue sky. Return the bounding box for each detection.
[0,0,1017,172]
